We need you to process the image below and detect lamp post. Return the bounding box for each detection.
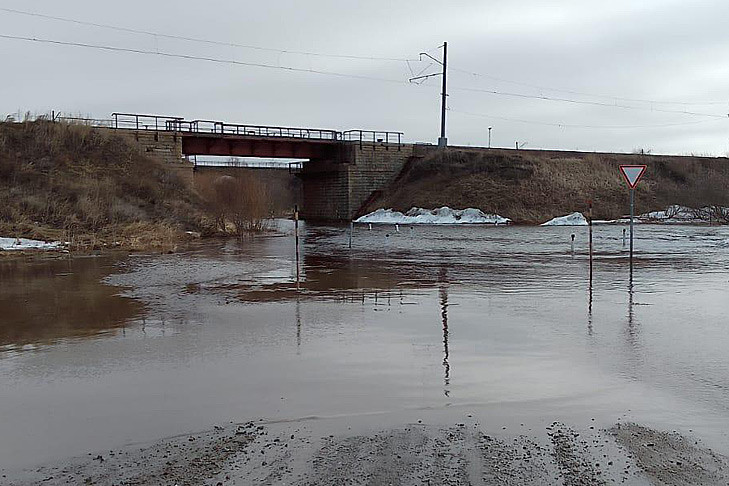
[488,126,492,149]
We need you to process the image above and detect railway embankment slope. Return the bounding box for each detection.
[364,147,729,223]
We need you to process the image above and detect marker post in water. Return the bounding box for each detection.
[294,205,300,288]
[619,165,647,271]
[587,200,593,281]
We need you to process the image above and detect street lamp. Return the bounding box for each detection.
[488,127,492,149]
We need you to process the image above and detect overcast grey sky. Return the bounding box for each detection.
[1,0,728,155]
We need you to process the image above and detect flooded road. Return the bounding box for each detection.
[1,223,729,482]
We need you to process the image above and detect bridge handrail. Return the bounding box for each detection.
[111,113,185,131]
[66,113,404,146]
[342,129,403,148]
[180,119,341,141]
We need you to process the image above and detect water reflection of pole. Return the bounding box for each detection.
[587,269,593,336]
[296,294,301,350]
[627,270,636,345]
[439,283,450,397]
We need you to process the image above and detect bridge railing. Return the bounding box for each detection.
[105,113,403,147]
[112,113,185,131]
[189,157,303,174]
[173,120,341,141]
[342,130,403,150]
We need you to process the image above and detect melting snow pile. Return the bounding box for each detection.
[355,207,511,225]
[0,237,64,251]
[640,205,728,224]
[541,212,588,226]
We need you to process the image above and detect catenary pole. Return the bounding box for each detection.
[439,41,448,147]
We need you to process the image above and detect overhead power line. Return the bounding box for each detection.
[2,33,728,122]
[0,34,411,84]
[449,66,729,107]
[448,107,726,130]
[4,6,727,109]
[0,6,417,62]
[450,85,729,119]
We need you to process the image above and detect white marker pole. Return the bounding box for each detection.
[349,222,353,249]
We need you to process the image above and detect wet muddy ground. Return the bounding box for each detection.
[1,223,728,484]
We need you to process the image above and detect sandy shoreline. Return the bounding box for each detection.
[4,418,728,485]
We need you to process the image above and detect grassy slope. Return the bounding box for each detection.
[0,120,205,249]
[368,148,729,223]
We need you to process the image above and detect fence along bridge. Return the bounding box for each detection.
[70,113,414,220]
[98,113,404,160]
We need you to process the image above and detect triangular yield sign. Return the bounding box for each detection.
[620,165,647,189]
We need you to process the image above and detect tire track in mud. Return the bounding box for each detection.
[611,422,729,486]
[8,421,729,485]
[548,422,607,485]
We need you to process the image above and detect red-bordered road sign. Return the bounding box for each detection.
[619,165,647,189]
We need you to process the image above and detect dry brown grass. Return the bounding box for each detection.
[0,119,206,250]
[371,148,729,223]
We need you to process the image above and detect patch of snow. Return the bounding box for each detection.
[640,205,698,223]
[592,218,633,225]
[639,205,729,224]
[0,237,64,251]
[541,212,588,226]
[355,207,511,225]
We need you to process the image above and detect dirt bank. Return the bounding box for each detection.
[366,148,729,223]
[6,420,728,485]
[0,119,207,251]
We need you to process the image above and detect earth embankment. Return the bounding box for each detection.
[365,147,729,223]
[0,120,206,250]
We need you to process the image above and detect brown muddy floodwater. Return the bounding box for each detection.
[1,222,729,482]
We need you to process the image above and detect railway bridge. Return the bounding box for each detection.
[91,113,415,221]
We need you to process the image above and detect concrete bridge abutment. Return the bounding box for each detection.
[300,142,414,221]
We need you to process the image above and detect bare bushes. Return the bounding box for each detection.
[196,172,273,235]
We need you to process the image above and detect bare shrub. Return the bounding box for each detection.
[195,172,273,235]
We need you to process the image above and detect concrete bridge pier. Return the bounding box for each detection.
[300,143,414,221]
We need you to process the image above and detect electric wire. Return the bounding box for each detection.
[0,6,418,62]
[450,85,729,118]
[2,33,728,124]
[0,34,411,84]
[3,6,727,108]
[449,66,729,107]
[448,107,725,129]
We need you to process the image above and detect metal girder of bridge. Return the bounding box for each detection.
[181,134,339,159]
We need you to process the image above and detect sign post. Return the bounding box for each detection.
[294,205,300,289]
[619,165,647,271]
[587,200,593,282]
